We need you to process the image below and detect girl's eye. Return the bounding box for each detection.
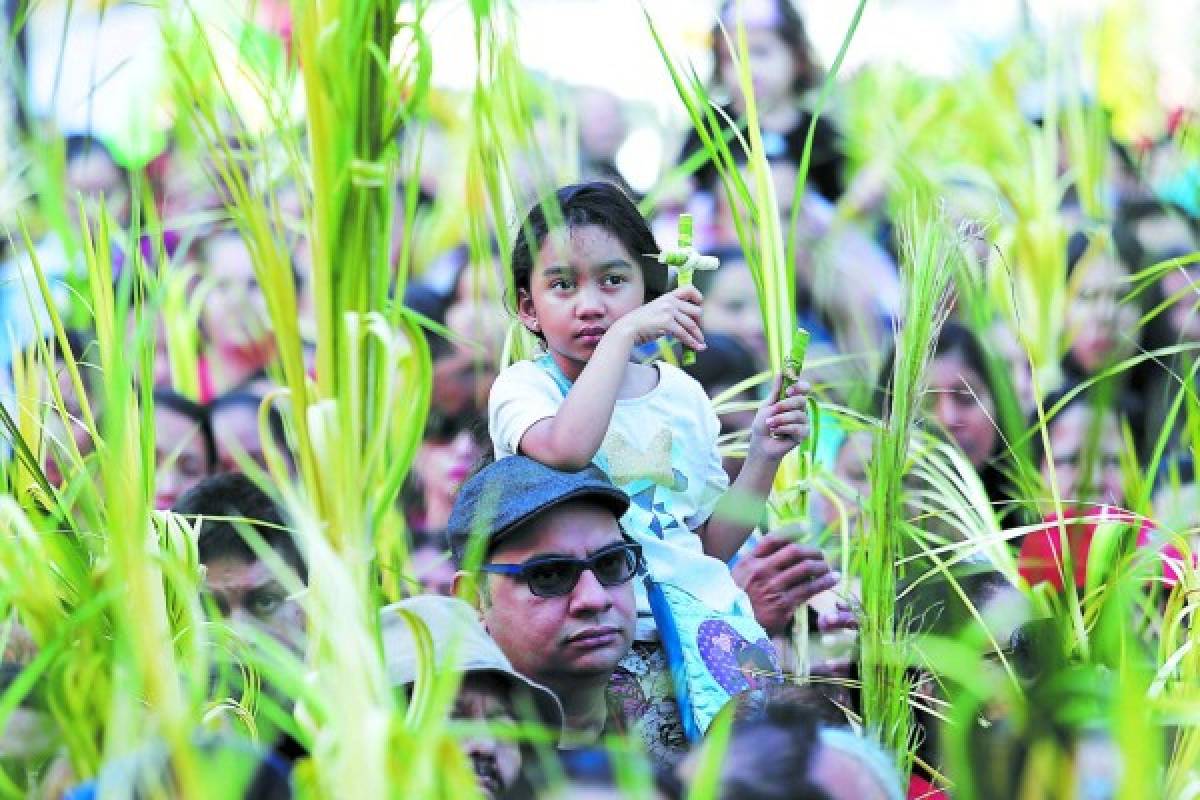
[602,273,626,286]
[549,278,573,290]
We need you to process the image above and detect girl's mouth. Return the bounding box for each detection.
[576,327,606,345]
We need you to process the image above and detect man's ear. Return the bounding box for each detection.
[453,570,483,611]
[516,288,540,333]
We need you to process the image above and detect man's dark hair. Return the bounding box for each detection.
[509,182,668,337]
[172,474,306,582]
[720,695,832,800]
[154,388,218,474]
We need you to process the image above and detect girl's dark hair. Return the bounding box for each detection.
[153,388,217,474]
[509,182,668,326]
[873,321,999,420]
[711,0,821,93]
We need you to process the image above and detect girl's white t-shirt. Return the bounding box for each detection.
[488,358,754,636]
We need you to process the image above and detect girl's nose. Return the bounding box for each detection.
[575,282,605,317]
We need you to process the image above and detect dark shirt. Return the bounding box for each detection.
[678,104,846,202]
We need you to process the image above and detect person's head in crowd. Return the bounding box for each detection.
[1064,235,1140,378]
[712,0,820,115]
[682,332,759,482]
[678,693,824,800]
[686,692,903,800]
[537,747,677,800]
[575,88,629,186]
[702,251,769,367]
[408,532,458,597]
[198,229,275,375]
[380,595,565,800]
[37,330,97,487]
[924,322,1002,472]
[121,311,177,391]
[63,133,130,230]
[815,428,873,533]
[449,457,639,745]
[987,318,1036,415]
[1032,386,1132,510]
[153,389,216,509]
[150,140,223,230]
[408,411,487,535]
[445,302,510,370]
[1152,454,1198,545]
[1113,197,1198,271]
[509,182,669,366]
[0,662,58,789]
[875,322,1003,491]
[432,343,496,419]
[210,390,288,474]
[1153,258,1200,345]
[809,727,906,800]
[174,473,306,653]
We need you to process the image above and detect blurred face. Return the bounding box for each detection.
[204,556,306,654]
[824,430,872,531]
[518,225,646,382]
[65,150,129,229]
[1066,257,1138,374]
[1159,266,1200,342]
[479,503,636,695]
[577,90,627,162]
[202,234,270,351]
[989,321,1035,414]
[705,260,767,364]
[452,675,522,800]
[212,404,267,473]
[717,24,797,111]
[432,347,495,419]
[1040,405,1124,507]
[155,407,209,509]
[410,544,457,597]
[414,428,484,528]
[926,352,998,469]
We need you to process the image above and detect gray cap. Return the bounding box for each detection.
[446,456,629,560]
[380,595,564,732]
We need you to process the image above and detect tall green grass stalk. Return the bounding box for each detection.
[861,205,955,769]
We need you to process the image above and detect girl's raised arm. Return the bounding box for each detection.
[518,287,707,469]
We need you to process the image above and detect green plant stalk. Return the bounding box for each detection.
[861,206,954,771]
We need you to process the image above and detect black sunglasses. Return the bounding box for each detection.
[480,542,644,598]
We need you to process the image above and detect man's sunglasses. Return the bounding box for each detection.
[480,542,644,598]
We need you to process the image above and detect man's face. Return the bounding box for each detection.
[204,556,306,654]
[479,502,636,693]
[452,674,523,800]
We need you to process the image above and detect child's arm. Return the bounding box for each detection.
[699,376,811,562]
[517,286,707,470]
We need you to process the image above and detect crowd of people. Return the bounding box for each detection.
[2,0,1199,797]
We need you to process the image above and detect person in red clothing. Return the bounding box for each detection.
[1019,386,1186,590]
